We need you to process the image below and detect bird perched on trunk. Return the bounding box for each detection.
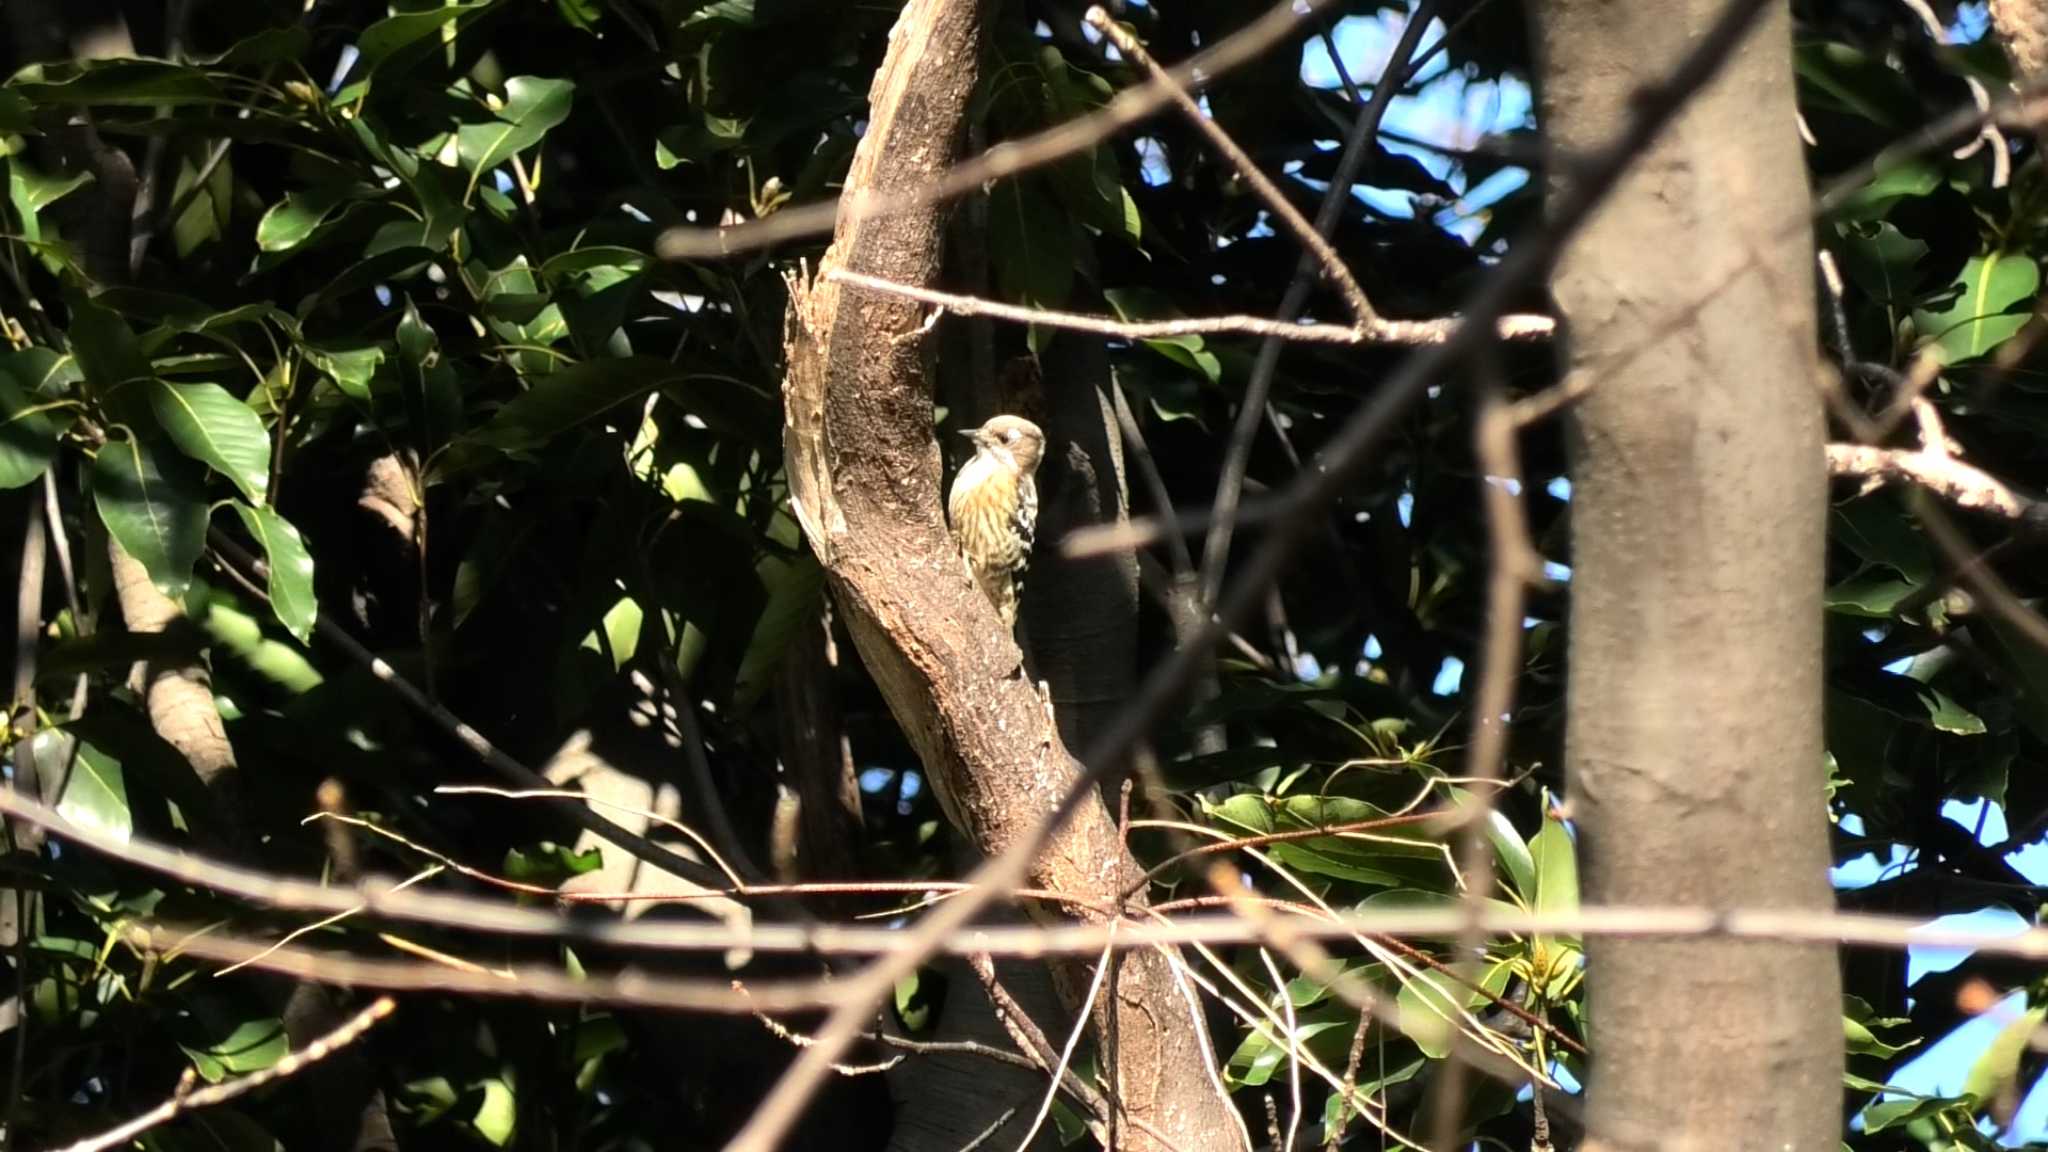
[947,415,1045,630]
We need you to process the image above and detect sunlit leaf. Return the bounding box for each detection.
[29,728,131,843]
[233,502,317,643]
[150,380,271,502]
[0,354,73,488]
[92,433,207,597]
[178,1016,288,1083]
[255,185,365,252]
[1912,252,2040,365]
[456,77,575,185]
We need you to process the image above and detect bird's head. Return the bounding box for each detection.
[960,414,1045,475]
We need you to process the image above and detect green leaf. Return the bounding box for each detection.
[233,502,317,643]
[92,434,207,598]
[1225,1011,1351,1087]
[1858,1090,1954,1134]
[504,842,604,886]
[0,355,72,488]
[301,342,385,401]
[1393,956,1513,1059]
[434,358,707,477]
[1834,222,1929,304]
[1203,793,1447,888]
[1824,568,1920,618]
[336,2,499,102]
[1485,808,1537,903]
[255,186,363,252]
[1105,288,1222,383]
[201,596,322,694]
[1843,1014,1919,1060]
[1530,807,1578,947]
[9,164,92,216]
[1912,252,2040,365]
[149,380,271,502]
[988,178,1074,309]
[540,246,648,281]
[178,1016,288,1083]
[1963,1002,2046,1105]
[29,728,131,843]
[731,554,823,713]
[457,77,576,187]
[66,293,152,398]
[1828,160,1944,223]
[1918,687,1986,736]
[13,61,225,106]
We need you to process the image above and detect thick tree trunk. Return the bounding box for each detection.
[780,2,1245,1148]
[1534,3,1843,1149]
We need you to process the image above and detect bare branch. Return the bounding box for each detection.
[1825,444,2044,524]
[828,269,1555,346]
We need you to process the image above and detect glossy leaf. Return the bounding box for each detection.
[92,434,207,597]
[457,77,575,181]
[29,728,131,843]
[335,1,499,102]
[1912,252,2040,365]
[255,185,363,252]
[179,1017,288,1083]
[233,502,317,643]
[0,355,71,488]
[150,380,271,502]
[1962,1002,2044,1105]
[434,358,709,476]
[13,61,225,106]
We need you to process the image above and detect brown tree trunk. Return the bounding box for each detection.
[779,1,1245,1147]
[1534,2,1843,1149]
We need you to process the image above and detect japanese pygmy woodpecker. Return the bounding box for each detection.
[947,415,1045,629]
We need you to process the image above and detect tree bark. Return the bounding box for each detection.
[1534,3,1843,1150]
[1992,0,2048,87]
[780,2,1245,1148]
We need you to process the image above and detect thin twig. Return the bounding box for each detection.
[1428,369,1538,1148]
[39,782,2048,958]
[1257,948,1303,1152]
[51,997,396,1152]
[1008,933,1116,1152]
[1323,1012,1374,1152]
[967,954,1112,1138]
[657,0,1347,260]
[1088,8,1378,330]
[1190,0,1439,607]
[41,471,87,720]
[830,269,1554,347]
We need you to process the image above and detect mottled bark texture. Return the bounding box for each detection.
[1992,0,2048,87]
[1534,3,1843,1149]
[779,1,1244,1147]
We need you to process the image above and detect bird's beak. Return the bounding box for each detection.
[958,429,981,444]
